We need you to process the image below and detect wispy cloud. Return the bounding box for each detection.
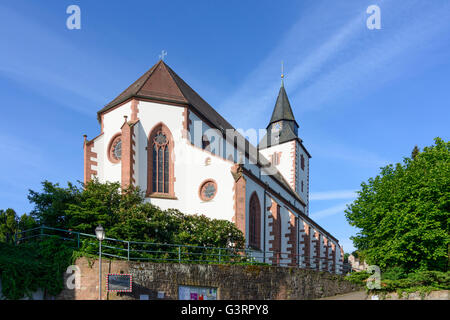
[310,202,350,220]
[310,190,357,201]
[0,134,44,170]
[220,1,450,127]
[0,4,123,115]
[292,2,450,111]
[311,141,390,169]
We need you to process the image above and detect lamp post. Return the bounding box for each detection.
[95,225,105,300]
[227,233,236,261]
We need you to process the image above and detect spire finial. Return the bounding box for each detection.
[159,50,167,61]
[281,60,284,86]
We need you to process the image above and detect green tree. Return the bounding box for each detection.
[345,138,449,272]
[64,179,143,234]
[0,209,19,242]
[28,180,81,228]
[18,213,38,232]
[0,209,38,243]
[28,179,245,248]
[411,145,420,160]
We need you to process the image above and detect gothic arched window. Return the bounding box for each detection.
[147,123,174,197]
[249,192,261,249]
[275,204,282,252]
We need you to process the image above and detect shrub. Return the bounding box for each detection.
[345,271,370,286]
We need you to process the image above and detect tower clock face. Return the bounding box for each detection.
[273,122,282,132]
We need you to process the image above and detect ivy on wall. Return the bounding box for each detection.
[0,237,74,300]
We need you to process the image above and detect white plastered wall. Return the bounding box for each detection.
[259,141,295,190]
[131,101,235,221]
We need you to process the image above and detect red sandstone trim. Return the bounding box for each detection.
[181,107,192,139]
[83,135,98,184]
[286,212,297,266]
[101,114,104,133]
[331,242,336,273]
[268,199,281,265]
[301,222,311,268]
[323,237,329,272]
[311,231,321,271]
[121,117,137,189]
[231,164,246,238]
[130,99,139,121]
[290,141,297,191]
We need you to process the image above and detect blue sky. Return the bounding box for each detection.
[1,0,449,252]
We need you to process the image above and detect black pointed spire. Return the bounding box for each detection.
[258,78,300,149]
[269,81,296,126]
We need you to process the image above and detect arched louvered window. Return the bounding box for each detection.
[147,123,175,197]
[249,192,261,249]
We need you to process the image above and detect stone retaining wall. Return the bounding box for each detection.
[57,257,361,300]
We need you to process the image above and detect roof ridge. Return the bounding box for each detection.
[97,61,163,116]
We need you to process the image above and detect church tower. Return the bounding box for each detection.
[259,77,311,214]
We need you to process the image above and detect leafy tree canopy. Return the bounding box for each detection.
[345,138,449,272]
[0,209,37,243]
[27,179,244,248]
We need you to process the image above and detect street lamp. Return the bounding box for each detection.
[95,225,105,300]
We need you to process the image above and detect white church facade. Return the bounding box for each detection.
[83,60,344,273]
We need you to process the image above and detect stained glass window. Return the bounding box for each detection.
[151,131,170,194]
[113,140,122,160]
[108,134,122,164]
[199,180,217,201]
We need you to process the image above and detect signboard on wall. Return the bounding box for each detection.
[178,285,217,300]
[106,274,132,292]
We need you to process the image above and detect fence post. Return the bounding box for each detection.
[127,241,130,261]
[77,233,80,249]
[178,246,181,263]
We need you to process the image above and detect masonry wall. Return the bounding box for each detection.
[57,258,360,300]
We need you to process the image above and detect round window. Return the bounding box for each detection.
[199,180,218,201]
[108,134,122,163]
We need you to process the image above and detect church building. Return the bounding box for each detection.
[83,60,344,273]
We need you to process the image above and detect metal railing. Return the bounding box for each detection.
[13,226,344,274]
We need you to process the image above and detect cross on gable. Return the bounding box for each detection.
[159,50,167,61]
